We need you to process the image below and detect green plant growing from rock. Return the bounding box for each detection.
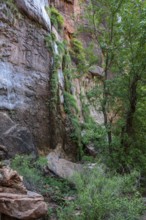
[57,41,66,55]
[45,33,61,111]
[62,48,83,160]
[84,42,99,66]
[64,91,83,160]
[62,50,74,90]
[45,33,56,54]
[45,26,84,159]
[46,6,64,32]
[64,91,79,114]
[70,38,88,74]
[45,30,63,148]
[80,92,106,153]
[4,0,21,19]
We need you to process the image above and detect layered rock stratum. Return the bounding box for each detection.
[0,166,47,219]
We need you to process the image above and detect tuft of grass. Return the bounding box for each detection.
[46,7,64,31]
[70,38,88,73]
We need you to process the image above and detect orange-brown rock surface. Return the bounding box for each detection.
[50,0,80,40]
[0,167,47,219]
[0,167,27,193]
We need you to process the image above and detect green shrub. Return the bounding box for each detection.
[11,155,75,205]
[70,38,87,73]
[64,91,79,114]
[80,99,106,152]
[57,41,66,55]
[64,91,83,159]
[58,165,144,220]
[62,51,75,92]
[45,33,58,54]
[11,155,47,192]
[71,38,84,54]
[84,42,99,66]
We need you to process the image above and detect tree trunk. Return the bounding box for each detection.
[121,74,139,153]
[125,76,138,135]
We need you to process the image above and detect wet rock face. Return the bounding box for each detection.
[0,1,51,153]
[15,0,51,31]
[0,113,37,158]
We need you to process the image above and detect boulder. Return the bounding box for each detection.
[86,143,98,157]
[46,146,99,182]
[89,65,104,78]
[47,146,83,180]
[0,167,27,194]
[0,166,47,219]
[0,113,37,158]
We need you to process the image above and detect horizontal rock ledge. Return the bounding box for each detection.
[0,191,47,219]
[0,167,47,219]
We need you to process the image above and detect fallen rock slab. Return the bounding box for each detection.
[46,147,99,182]
[47,148,83,180]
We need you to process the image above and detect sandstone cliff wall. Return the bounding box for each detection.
[0,1,51,155]
[0,0,103,158]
